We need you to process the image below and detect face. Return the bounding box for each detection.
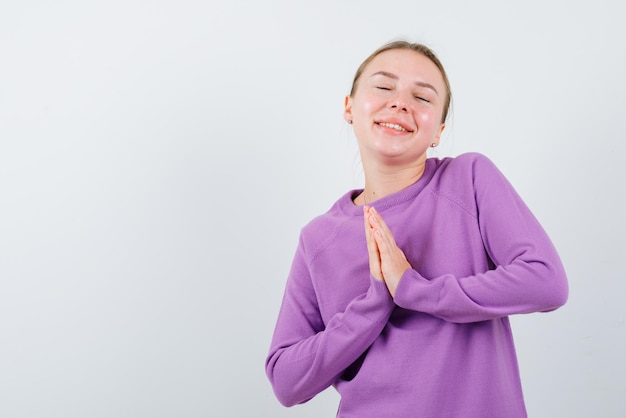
[344,49,447,166]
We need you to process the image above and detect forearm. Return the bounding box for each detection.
[394,256,568,323]
[266,278,394,406]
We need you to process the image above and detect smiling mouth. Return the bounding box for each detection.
[376,122,412,133]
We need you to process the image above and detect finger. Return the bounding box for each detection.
[363,206,383,281]
[367,233,383,281]
[363,205,374,231]
[363,206,376,244]
[363,205,372,229]
[369,207,394,238]
[365,207,386,257]
[373,227,394,256]
[373,229,410,296]
[369,212,399,255]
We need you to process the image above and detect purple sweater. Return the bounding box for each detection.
[266,153,568,417]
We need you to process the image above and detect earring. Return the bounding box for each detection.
[347,120,353,124]
[430,143,437,148]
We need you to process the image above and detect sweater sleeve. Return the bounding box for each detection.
[393,154,569,323]
[265,236,395,407]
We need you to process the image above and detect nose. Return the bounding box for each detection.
[390,93,409,112]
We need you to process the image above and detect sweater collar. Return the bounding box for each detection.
[339,158,438,216]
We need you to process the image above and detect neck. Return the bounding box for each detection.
[357,158,427,205]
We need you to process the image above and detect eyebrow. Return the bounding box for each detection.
[370,71,439,95]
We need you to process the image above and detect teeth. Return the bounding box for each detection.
[379,122,408,132]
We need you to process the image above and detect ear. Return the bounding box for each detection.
[343,95,353,124]
[434,122,445,143]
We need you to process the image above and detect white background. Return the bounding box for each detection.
[1,1,624,417]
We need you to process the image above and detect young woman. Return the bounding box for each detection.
[265,40,568,417]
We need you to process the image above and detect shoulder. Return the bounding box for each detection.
[427,153,510,216]
[298,196,353,258]
[432,152,505,187]
[430,151,491,181]
[438,152,499,173]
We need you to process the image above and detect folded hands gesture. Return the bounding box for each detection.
[363,206,411,297]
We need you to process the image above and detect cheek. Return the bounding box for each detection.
[416,110,434,127]
[416,108,441,132]
[356,93,384,115]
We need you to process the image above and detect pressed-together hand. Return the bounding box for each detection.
[363,206,411,297]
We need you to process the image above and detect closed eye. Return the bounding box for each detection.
[376,86,391,91]
[415,96,430,103]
